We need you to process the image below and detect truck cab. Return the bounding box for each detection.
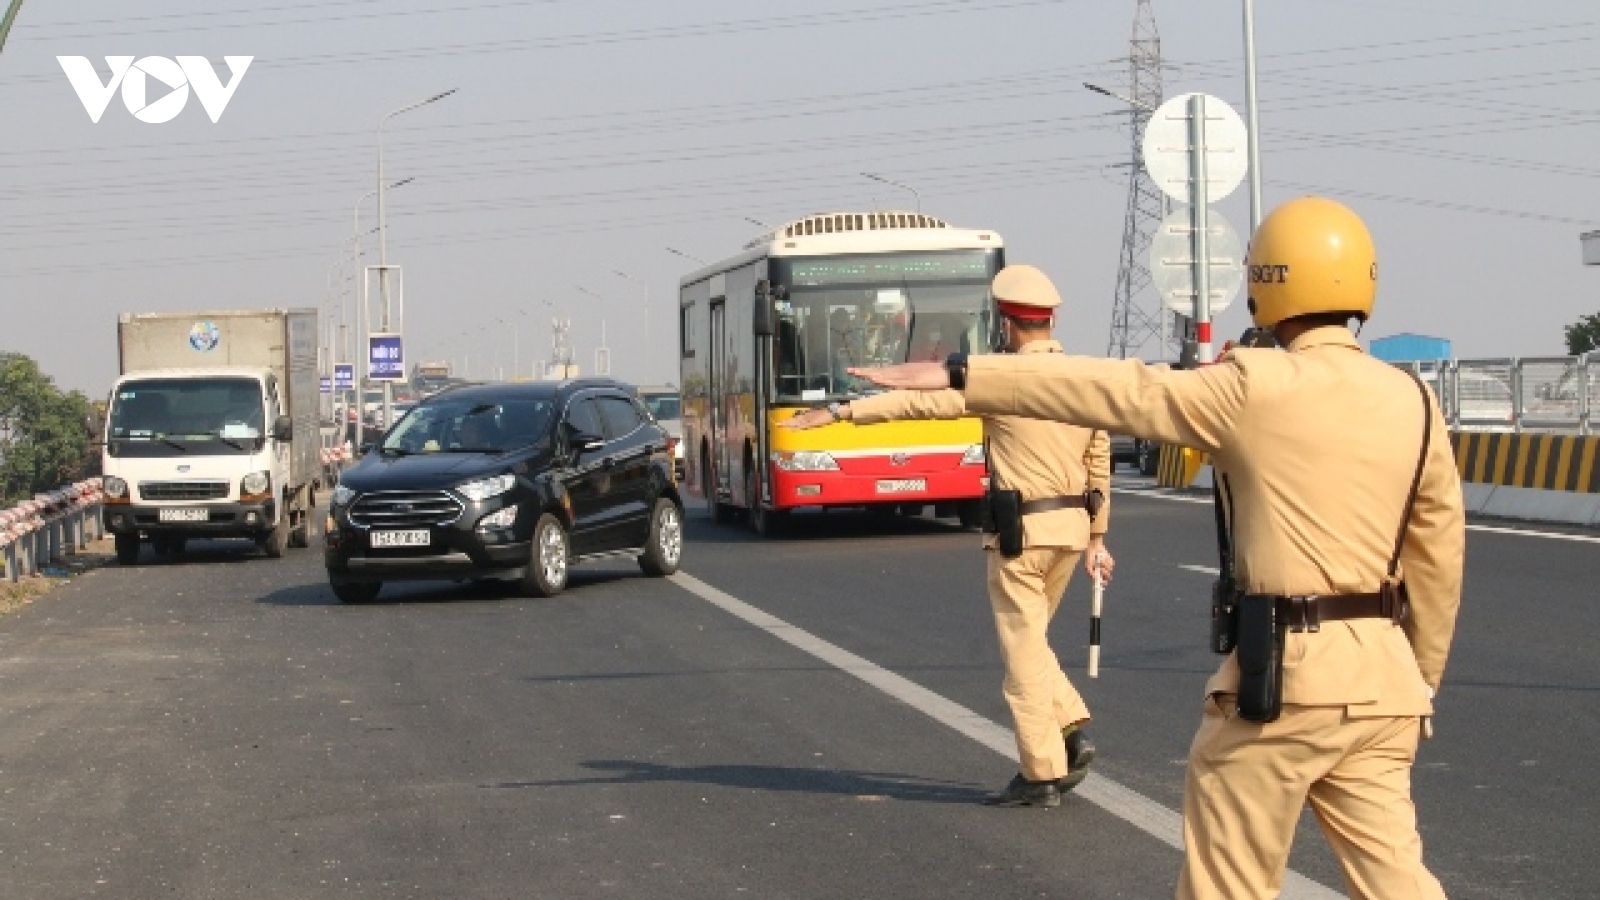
[101,367,311,563]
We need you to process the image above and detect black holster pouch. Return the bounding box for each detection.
[1234,594,1287,723]
[1085,488,1105,521]
[1210,580,1239,655]
[981,487,1024,559]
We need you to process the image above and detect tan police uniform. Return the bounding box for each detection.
[848,268,1111,786]
[951,198,1465,898]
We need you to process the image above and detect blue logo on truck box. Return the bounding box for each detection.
[189,320,220,352]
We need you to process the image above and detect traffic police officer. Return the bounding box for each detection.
[784,264,1114,808]
[849,198,1465,898]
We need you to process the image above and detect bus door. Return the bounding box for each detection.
[707,298,729,501]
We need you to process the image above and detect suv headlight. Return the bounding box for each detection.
[102,476,128,499]
[456,473,516,502]
[241,471,271,496]
[331,484,356,507]
[476,506,518,531]
[771,450,840,472]
[961,444,986,466]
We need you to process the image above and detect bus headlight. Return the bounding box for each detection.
[772,451,839,472]
[961,445,986,466]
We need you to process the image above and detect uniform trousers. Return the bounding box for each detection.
[1179,698,1447,900]
[985,546,1090,782]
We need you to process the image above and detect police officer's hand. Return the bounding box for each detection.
[847,362,950,390]
[780,409,837,430]
[1085,539,1115,584]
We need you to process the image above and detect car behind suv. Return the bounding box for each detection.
[324,379,683,603]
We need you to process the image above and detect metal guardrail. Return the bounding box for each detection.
[1391,355,1594,435]
[0,479,105,583]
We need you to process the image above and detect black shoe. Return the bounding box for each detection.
[982,774,1062,808]
[1060,728,1096,792]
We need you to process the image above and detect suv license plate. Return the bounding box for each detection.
[371,530,431,548]
[158,508,208,523]
[876,478,927,494]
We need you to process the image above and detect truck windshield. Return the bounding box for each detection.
[382,397,554,454]
[770,249,998,401]
[107,377,265,457]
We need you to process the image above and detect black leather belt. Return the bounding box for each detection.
[1019,495,1090,516]
[1245,589,1409,633]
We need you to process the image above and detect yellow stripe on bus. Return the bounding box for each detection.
[765,409,983,454]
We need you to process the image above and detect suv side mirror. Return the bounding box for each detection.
[272,415,294,441]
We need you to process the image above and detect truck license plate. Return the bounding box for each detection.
[875,478,927,494]
[371,530,430,548]
[157,508,208,523]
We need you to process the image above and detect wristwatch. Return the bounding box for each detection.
[827,401,846,422]
[945,352,969,390]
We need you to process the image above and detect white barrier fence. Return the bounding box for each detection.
[0,479,105,583]
[1391,354,1596,434]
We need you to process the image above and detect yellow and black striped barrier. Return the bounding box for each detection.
[1452,432,1600,493]
[1153,433,1600,493]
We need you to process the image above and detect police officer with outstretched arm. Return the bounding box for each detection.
[784,264,1114,808]
[848,198,1465,899]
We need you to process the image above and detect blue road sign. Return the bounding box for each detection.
[319,376,333,395]
[334,363,354,391]
[368,333,404,382]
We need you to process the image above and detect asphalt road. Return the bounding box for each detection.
[0,479,1592,898]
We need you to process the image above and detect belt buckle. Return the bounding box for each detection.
[1288,595,1321,633]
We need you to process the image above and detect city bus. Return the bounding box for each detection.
[679,210,1002,534]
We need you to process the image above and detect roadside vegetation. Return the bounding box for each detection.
[0,353,99,505]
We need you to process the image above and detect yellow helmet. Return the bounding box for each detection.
[1246,196,1377,328]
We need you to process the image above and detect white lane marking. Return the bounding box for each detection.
[1115,486,1600,543]
[1179,564,1220,576]
[669,571,1340,900]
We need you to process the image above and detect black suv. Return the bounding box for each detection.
[324,379,683,603]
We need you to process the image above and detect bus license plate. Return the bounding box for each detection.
[876,478,926,494]
[158,508,208,523]
[371,530,430,548]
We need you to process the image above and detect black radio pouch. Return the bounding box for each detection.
[983,487,1024,558]
[1235,594,1287,723]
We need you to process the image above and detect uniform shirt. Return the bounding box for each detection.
[962,327,1465,715]
[850,339,1111,550]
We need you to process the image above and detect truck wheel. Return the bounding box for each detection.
[522,513,569,597]
[331,580,381,604]
[956,499,984,531]
[114,533,140,566]
[261,518,289,559]
[638,498,684,576]
[288,513,311,549]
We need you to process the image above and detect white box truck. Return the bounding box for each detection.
[101,310,320,564]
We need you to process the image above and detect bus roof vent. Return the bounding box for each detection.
[778,211,948,239]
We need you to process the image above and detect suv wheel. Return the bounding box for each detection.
[524,513,570,597]
[331,580,382,604]
[638,498,683,577]
[114,533,140,566]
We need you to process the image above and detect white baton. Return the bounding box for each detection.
[1088,553,1106,679]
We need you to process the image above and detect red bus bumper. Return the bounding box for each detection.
[769,457,986,509]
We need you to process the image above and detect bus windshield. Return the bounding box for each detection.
[771,249,998,400]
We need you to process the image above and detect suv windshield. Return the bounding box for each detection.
[771,249,999,400]
[381,396,554,454]
[640,394,680,421]
[107,377,265,456]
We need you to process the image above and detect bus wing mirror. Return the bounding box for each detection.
[753,280,776,337]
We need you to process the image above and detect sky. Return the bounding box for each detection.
[1,0,1597,395]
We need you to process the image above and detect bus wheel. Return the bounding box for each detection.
[956,499,984,531]
[746,466,785,537]
[704,455,735,525]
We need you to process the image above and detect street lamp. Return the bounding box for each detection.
[611,271,651,380]
[663,247,706,266]
[373,87,455,439]
[1242,0,1264,233]
[349,177,411,451]
[861,172,921,213]
[575,286,614,377]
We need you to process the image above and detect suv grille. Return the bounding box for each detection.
[140,480,229,501]
[349,490,463,528]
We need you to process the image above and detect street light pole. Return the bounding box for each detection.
[1242,0,1263,234]
[861,172,921,213]
[375,88,455,434]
